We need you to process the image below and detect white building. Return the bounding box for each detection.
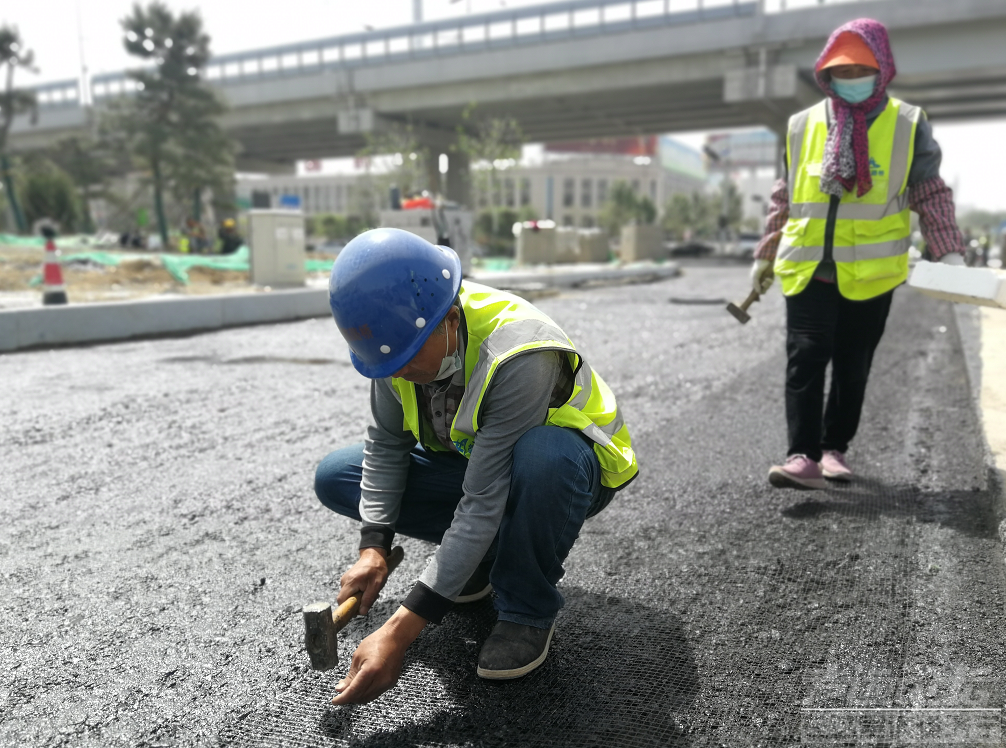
[235,137,707,225]
[235,170,380,216]
[703,129,780,232]
[472,137,706,228]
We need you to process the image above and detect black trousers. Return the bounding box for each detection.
[785,280,894,461]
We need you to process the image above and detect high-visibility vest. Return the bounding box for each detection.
[775,97,921,300]
[389,281,638,490]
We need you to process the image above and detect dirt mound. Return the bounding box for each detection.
[111,259,177,285]
[186,266,249,285]
[0,260,38,291]
[0,246,269,305]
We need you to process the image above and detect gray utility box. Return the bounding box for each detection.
[620,223,664,262]
[247,210,306,287]
[379,207,473,275]
[516,225,610,265]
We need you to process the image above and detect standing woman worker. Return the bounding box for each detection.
[751,18,967,490]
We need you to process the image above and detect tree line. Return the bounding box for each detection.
[1,6,752,253]
[0,2,234,245]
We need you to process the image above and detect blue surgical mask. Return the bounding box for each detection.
[831,74,877,104]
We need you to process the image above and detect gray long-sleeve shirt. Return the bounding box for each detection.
[359,349,566,623]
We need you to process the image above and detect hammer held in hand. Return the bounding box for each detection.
[726,289,762,325]
[302,545,405,671]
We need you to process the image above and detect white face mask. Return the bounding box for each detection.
[434,329,463,381]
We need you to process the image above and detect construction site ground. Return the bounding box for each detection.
[0,246,334,309]
[2,262,1005,747]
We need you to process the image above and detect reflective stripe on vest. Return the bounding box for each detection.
[775,97,920,300]
[390,282,638,490]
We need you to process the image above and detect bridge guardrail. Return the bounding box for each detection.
[42,0,862,108]
[31,79,82,110]
[88,0,758,99]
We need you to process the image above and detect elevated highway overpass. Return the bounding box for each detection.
[9,0,1006,178]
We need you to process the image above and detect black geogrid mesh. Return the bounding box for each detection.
[219,588,695,748]
[218,476,1005,747]
[763,480,1002,746]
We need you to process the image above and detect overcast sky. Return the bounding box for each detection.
[4,0,1005,213]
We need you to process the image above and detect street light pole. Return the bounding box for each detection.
[703,143,732,256]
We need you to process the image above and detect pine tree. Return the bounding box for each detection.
[106,2,235,247]
[0,26,37,233]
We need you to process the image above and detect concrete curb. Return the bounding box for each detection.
[474,261,680,290]
[0,262,681,353]
[952,303,1006,537]
[0,287,331,353]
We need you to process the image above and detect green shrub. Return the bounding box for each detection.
[307,213,373,242]
[19,160,82,233]
[598,181,656,239]
[475,207,532,257]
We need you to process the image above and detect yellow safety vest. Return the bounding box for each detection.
[390,281,638,490]
[775,97,921,300]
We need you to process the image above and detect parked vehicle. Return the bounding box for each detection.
[669,241,715,257]
[735,232,762,260]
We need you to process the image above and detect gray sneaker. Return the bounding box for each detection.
[477,620,556,680]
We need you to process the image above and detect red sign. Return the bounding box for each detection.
[546,136,657,157]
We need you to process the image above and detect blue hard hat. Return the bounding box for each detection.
[329,228,463,379]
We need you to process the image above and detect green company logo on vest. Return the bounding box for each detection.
[869,157,885,177]
[452,437,472,457]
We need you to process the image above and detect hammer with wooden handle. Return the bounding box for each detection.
[303,545,405,671]
[726,289,761,325]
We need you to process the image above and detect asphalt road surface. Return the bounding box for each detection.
[3,264,1004,747]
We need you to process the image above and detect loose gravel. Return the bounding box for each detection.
[2,264,1003,747]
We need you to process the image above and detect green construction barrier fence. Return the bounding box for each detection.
[17,245,339,286]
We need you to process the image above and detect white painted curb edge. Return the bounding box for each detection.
[952,304,1006,537]
[0,287,332,353]
[0,262,682,353]
[476,262,680,289]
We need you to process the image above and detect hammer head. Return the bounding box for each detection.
[726,302,751,324]
[303,602,339,671]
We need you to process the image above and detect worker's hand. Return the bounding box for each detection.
[939,252,966,266]
[750,259,774,294]
[338,547,389,616]
[332,607,427,706]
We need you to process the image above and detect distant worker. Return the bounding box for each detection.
[314,228,637,703]
[749,18,967,490]
[217,218,243,255]
[184,218,207,254]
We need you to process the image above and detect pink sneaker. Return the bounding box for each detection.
[768,454,826,490]
[820,450,853,482]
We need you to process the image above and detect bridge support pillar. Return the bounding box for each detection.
[724,63,820,135]
[422,146,471,209]
[440,150,471,209]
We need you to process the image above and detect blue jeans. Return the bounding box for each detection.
[314,425,608,628]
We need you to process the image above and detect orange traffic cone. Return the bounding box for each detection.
[41,225,68,306]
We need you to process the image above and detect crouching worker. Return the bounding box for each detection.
[315,228,638,704]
